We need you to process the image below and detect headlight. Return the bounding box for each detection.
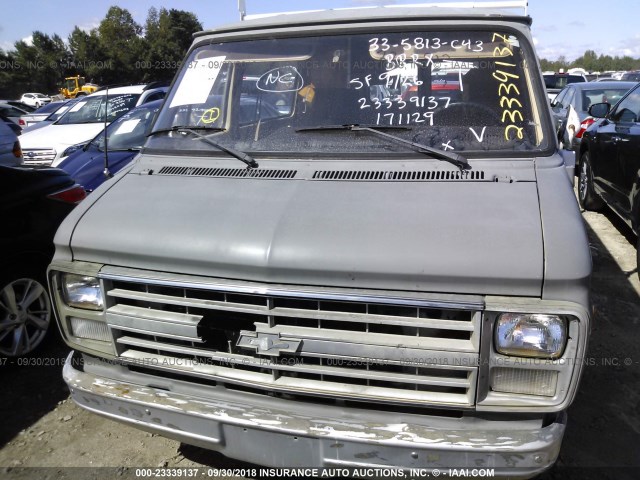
[61,274,104,310]
[494,313,567,359]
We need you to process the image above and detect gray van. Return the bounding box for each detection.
[49,3,591,477]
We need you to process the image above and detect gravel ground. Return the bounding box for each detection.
[1,200,639,480]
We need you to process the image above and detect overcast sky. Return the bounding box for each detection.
[1,0,638,61]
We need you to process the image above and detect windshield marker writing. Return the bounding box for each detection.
[469,126,486,143]
[256,66,304,92]
[200,108,220,124]
[491,33,524,141]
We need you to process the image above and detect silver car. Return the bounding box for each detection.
[19,101,68,128]
[551,81,636,150]
[0,119,23,166]
[0,103,29,130]
[21,99,80,134]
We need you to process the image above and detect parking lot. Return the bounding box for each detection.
[1,194,638,480]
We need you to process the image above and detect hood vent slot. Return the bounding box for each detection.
[157,166,297,179]
[312,169,485,181]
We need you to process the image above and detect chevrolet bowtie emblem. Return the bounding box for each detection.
[236,331,302,356]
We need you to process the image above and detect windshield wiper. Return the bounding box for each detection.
[297,124,470,170]
[147,126,258,169]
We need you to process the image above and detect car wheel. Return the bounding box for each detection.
[0,268,52,357]
[637,235,640,281]
[578,152,603,211]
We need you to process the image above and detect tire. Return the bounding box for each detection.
[637,235,640,281]
[578,152,604,211]
[0,266,52,357]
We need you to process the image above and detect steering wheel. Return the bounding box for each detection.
[434,102,501,126]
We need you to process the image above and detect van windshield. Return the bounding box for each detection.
[149,30,548,156]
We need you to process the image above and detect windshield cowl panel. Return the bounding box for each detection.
[149,29,549,157]
[131,154,539,184]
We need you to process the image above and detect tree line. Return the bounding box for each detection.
[0,6,202,98]
[540,50,640,73]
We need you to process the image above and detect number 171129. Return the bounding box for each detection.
[376,112,434,126]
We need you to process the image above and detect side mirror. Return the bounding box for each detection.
[589,102,610,118]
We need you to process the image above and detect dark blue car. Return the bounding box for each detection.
[578,82,640,277]
[58,100,162,192]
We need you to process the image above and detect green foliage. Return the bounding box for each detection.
[68,27,105,83]
[540,50,640,74]
[0,31,73,97]
[96,6,146,84]
[0,49,14,97]
[540,57,569,72]
[0,5,202,97]
[142,7,203,82]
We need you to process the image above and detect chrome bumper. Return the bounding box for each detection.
[64,352,564,477]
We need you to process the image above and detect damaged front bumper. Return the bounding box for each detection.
[64,352,565,477]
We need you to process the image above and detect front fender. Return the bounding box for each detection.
[631,175,640,235]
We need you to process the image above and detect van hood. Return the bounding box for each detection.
[67,161,544,296]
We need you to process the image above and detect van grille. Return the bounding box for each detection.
[157,166,297,179]
[103,277,481,408]
[311,169,485,181]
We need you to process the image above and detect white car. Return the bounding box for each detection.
[20,84,167,167]
[20,93,52,108]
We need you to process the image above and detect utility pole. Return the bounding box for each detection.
[238,0,246,20]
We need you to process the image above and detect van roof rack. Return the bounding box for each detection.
[237,0,528,21]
